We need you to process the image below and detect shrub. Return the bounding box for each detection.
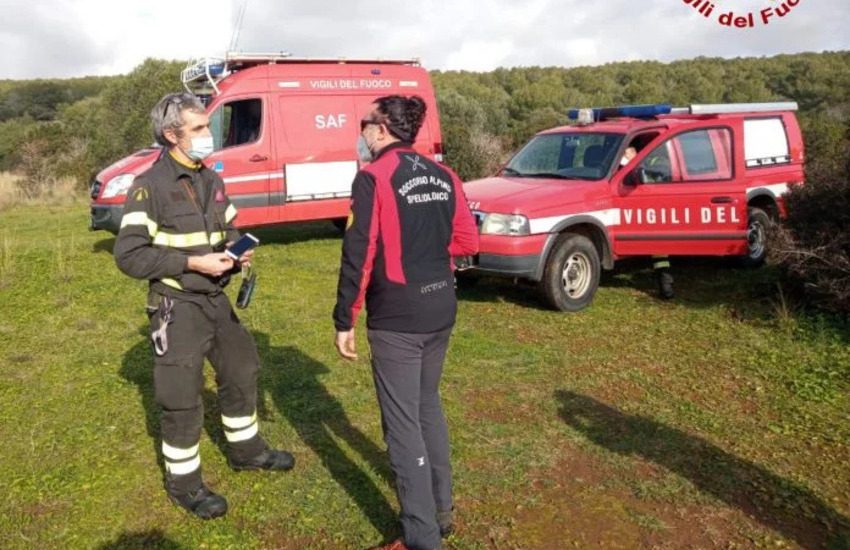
[772,171,850,313]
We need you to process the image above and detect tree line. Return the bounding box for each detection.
[1,52,847,311]
[0,52,848,185]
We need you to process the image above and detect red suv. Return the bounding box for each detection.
[462,102,804,311]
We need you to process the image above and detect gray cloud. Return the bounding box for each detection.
[0,2,109,78]
[234,0,850,69]
[1,0,848,79]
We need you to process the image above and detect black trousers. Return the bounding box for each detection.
[368,327,454,550]
[147,291,267,494]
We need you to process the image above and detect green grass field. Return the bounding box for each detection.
[1,202,848,549]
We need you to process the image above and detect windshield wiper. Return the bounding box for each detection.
[501,167,524,176]
[524,172,571,179]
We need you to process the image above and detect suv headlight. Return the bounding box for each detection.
[480,213,530,236]
[101,174,135,199]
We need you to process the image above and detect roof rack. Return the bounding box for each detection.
[670,102,798,115]
[181,57,228,95]
[181,51,422,96]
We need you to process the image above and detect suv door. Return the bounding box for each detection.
[207,97,275,227]
[613,125,748,257]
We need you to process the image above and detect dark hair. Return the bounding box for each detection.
[373,95,427,143]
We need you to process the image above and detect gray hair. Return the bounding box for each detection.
[150,92,206,146]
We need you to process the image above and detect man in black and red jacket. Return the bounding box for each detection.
[333,95,478,550]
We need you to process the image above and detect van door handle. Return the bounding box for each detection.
[249,154,268,162]
[711,196,733,204]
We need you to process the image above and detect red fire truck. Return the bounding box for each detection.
[89,52,443,233]
[462,102,804,311]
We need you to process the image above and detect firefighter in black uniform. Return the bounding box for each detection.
[333,95,479,550]
[114,92,294,520]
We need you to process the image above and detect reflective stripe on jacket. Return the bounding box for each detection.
[114,152,240,296]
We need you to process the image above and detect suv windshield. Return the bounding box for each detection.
[504,132,624,181]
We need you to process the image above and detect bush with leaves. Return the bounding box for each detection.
[772,167,850,313]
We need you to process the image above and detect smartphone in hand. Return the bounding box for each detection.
[225,233,259,260]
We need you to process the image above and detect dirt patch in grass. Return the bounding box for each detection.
[461,445,778,549]
[461,387,541,425]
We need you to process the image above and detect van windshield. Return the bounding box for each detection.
[503,132,624,181]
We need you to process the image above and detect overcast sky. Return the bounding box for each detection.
[1,0,848,79]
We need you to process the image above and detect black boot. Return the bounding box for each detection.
[657,270,674,300]
[229,448,295,471]
[166,483,228,519]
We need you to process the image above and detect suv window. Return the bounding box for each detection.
[505,132,624,181]
[638,143,674,183]
[679,128,732,181]
[679,131,717,174]
[210,98,262,151]
[639,128,732,184]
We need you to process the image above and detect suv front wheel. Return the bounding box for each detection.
[539,233,600,311]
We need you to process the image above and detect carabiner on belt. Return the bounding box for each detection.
[151,296,174,356]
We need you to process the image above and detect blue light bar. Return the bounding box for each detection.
[568,103,673,121]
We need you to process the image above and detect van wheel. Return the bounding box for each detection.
[539,233,600,312]
[740,207,771,268]
[331,218,347,233]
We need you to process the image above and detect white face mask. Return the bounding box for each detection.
[620,155,630,167]
[357,135,374,163]
[186,135,214,161]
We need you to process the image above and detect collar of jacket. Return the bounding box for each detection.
[167,149,203,177]
[372,141,413,161]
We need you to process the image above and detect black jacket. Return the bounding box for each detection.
[114,152,240,297]
[333,143,479,333]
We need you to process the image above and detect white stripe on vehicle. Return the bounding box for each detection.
[223,172,284,184]
[278,81,301,88]
[285,161,358,201]
[529,208,621,234]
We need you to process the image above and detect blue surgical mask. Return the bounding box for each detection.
[187,136,214,161]
[357,135,374,163]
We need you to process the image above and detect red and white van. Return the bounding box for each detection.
[89,52,443,233]
[462,103,804,311]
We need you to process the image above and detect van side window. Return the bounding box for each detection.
[210,99,262,151]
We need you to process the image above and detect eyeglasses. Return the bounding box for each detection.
[360,118,384,132]
[164,93,196,117]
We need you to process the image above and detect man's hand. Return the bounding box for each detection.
[187,253,234,277]
[335,329,358,360]
[225,241,255,267]
[239,248,254,267]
